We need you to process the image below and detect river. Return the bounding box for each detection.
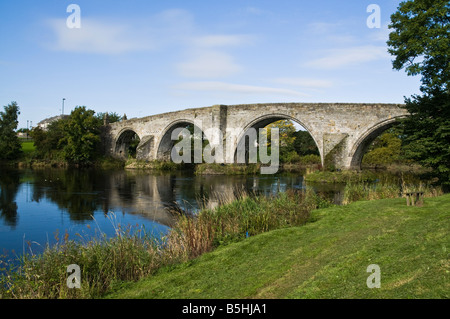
[0,167,346,259]
[1,166,421,260]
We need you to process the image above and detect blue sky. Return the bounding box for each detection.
[0,1,421,129]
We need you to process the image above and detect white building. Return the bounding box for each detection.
[36,115,69,131]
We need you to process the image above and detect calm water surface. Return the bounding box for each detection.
[1,168,345,259]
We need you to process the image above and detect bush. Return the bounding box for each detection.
[299,154,321,165]
[281,151,301,163]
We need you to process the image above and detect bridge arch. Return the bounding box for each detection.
[114,128,141,159]
[156,119,209,162]
[233,113,322,164]
[349,116,406,169]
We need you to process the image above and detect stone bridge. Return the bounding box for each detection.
[103,103,408,170]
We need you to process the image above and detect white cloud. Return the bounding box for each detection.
[45,18,155,54]
[304,45,389,69]
[191,35,252,48]
[245,7,265,15]
[45,10,250,79]
[307,22,343,34]
[44,9,197,55]
[177,35,253,78]
[174,81,308,97]
[177,51,242,78]
[273,77,333,89]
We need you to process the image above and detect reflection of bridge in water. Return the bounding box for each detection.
[15,169,343,229]
[104,170,345,227]
[104,171,288,226]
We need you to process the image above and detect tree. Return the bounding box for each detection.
[62,106,102,164]
[31,118,68,159]
[388,0,449,94]
[362,128,404,166]
[95,112,122,124]
[265,120,296,148]
[0,101,22,160]
[401,92,450,181]
[293,130,320,156]
[388,0,450,188]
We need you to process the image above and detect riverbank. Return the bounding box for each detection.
[124,159,320,175]
[0,182,445,299]
[107,193,450,299]
[10,156,125,170]
[304,164,429,184]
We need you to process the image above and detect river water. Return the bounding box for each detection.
[3,166,425,260]
[0,167,348,259]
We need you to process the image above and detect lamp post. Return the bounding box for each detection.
[62,98,66,115]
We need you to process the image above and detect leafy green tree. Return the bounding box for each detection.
[262,121,321,163]
[62,106,102,164]
[0,101,22,160]
[401,92,450,182]
[293,131,320,156]
[388,0,449,93]
[388,0,450,188]
[31,118,68,159]
[263,120,296,163]
[265,120,296,148]
[95,112,122,124]
[362,129,403,166]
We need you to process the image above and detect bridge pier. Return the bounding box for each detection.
[322,132,350,170]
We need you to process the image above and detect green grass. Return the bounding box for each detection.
[194,163,261,175]
[20,140,35,155]
[304,170,379,183]
[106,194,450,299]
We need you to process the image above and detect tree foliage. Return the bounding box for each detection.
[265,120,296,148]
[293,131,320,157]
[362,128,404,166]
[95,112,122,124]
[401,92,450,183]
[62,106,102,164]
[388,0,449,93]
[31,118,68,159]
[0,101,22,160]
[388,0,450,187]
[262,120,321,164]
[31,106,103,165]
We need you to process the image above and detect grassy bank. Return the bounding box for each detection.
[20,140,36,155]
[125,159,189,171]
[107,194,449,299]
[304,165,429,184]
[304,170,378,183]
[194,163,261,175]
